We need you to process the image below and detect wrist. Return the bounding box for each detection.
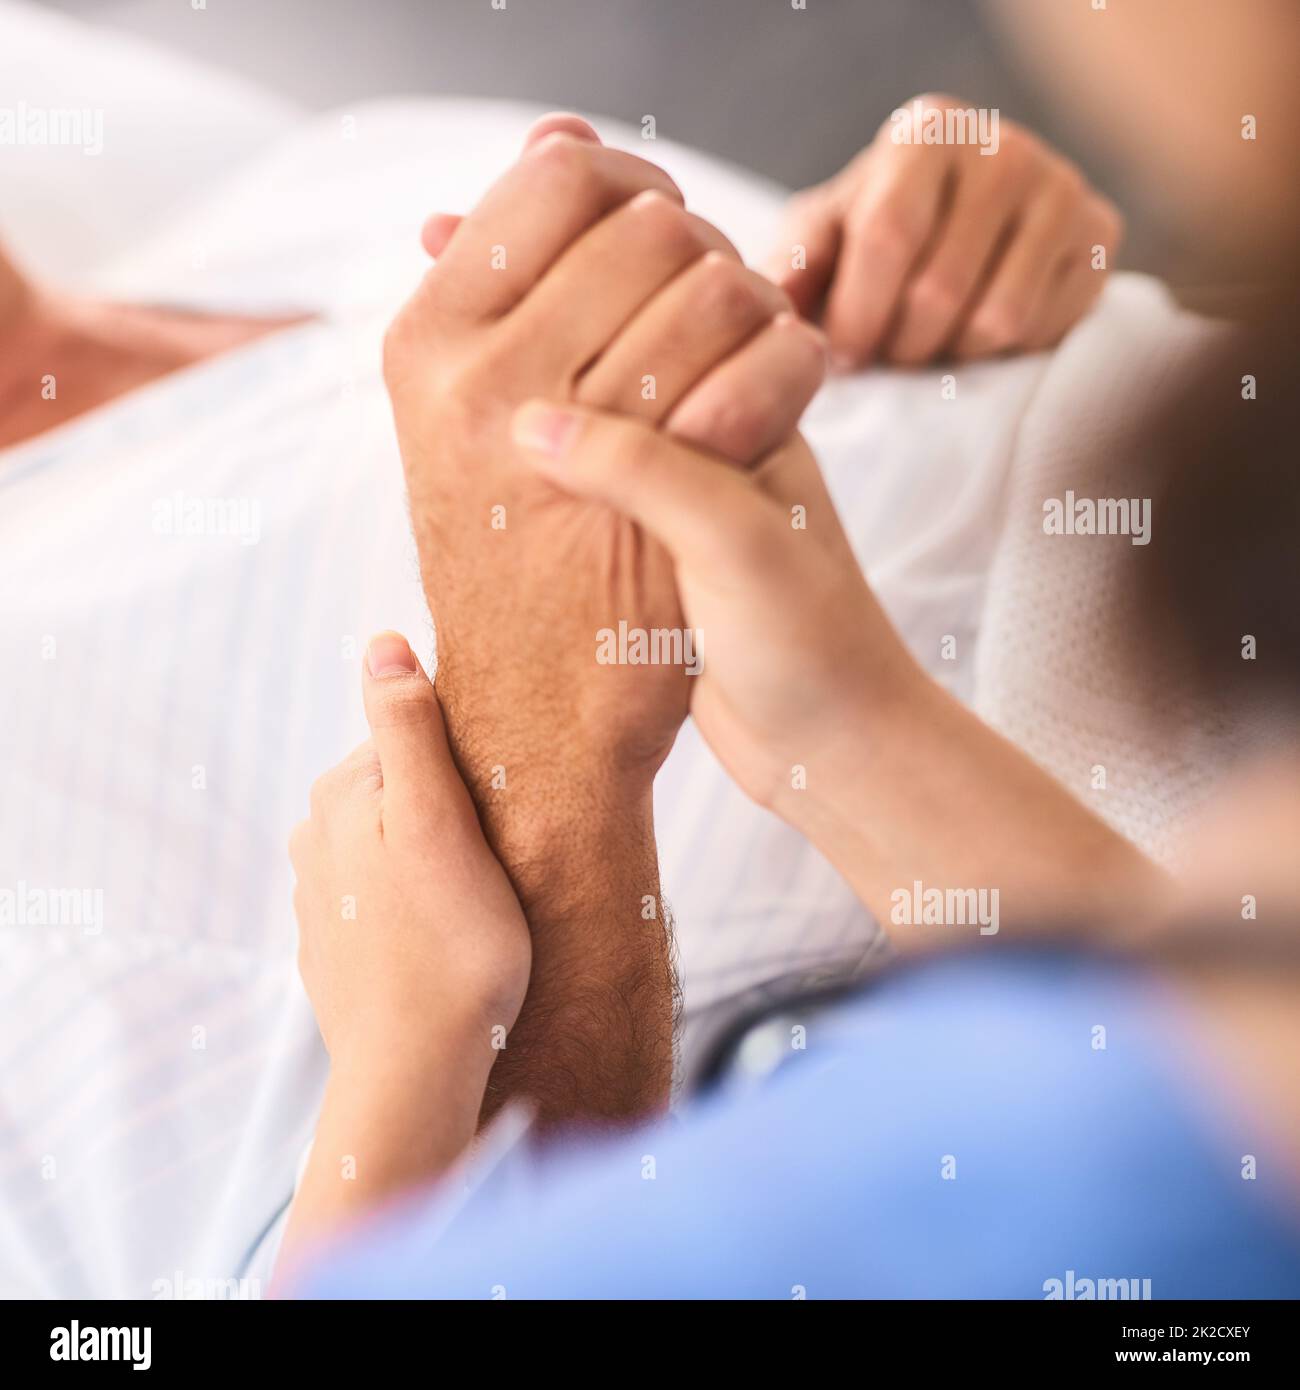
[331,1002,505,1094]
[471,769,675,1129]
[765,656,933,858]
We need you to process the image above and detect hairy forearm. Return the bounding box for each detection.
[483,799,676,1131]
[436,683,677,1130]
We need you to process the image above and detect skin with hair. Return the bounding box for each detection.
[381,116,827,1135]
[285,108,1163,1258]
[288,0,1300,1256]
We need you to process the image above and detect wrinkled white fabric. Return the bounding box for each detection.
[0,73,1210,1296]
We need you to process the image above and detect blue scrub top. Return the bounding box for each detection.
[298,951,1300,1298]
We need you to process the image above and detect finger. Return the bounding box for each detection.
[307,740,383,824]
[885,156,1032,365]
[574,252,788,428]
[507,191,738,379]
[1022,253,1106,352]
[949,168,1085,359]
[420,212,463,259]
[418,115,602,261]
[510,400,774,575]
[361,631,456,830]
[761,185,842,320]
[521,111,601,150]
[424,138,683,322]
[666,312,827,464]
[823,144,951,368]
[1021,194,1121,349]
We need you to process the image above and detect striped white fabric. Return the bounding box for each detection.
[0,100,1064,1296]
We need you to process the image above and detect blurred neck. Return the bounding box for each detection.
[0,247,33,330]
[0,268,307,453]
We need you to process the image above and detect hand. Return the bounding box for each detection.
[383,115,826,1129]
[280,631,531,1277]
[764,93,1124,367]
[511,402,1164,944]
[289,632,530,1073]
[383,115,826,806]
[508,408,912,816]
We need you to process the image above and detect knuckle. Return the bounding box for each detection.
[849,200,921,264]
[1046,157,1086,207]
[381,306,417,389]
[695,388,766,460]
[915,90,962,111]
[532,133,606,206]
[877,91,957,141]
[530,130,591,176]
[1094,196,1126,249]
[988,130,1037,185]
[779,317,830,384]
[906,269,963,319]
[632,193,702,258]
[972,298,1028,349]
[366,685,435,732]
[697,254,765,324]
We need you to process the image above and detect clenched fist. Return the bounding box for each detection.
[385,115,825,809]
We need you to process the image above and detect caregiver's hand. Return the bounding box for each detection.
[511,412,909,815]
[277,632,530,1282]
[764,93,1124,367]
[290,632,530,1064]
[516,405,1166,947]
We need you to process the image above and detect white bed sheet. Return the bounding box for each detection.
[0,10,1218,1297]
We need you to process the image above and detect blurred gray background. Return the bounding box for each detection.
[39,0,1169,267]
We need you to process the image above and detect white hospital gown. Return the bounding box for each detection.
[1,100,1079,1296]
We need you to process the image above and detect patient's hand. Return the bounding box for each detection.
[386,118,825,799]
[281,632,529,1273]
[764,93,1124,367]
[383,116,825,1128]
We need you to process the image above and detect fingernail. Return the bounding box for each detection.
[512,401,580,459]
[367,632,417,678]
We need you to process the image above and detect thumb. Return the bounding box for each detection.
[511,400,773,574]
[420,212,463,260]
[761,185,842,319]
[361,632,450,826]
